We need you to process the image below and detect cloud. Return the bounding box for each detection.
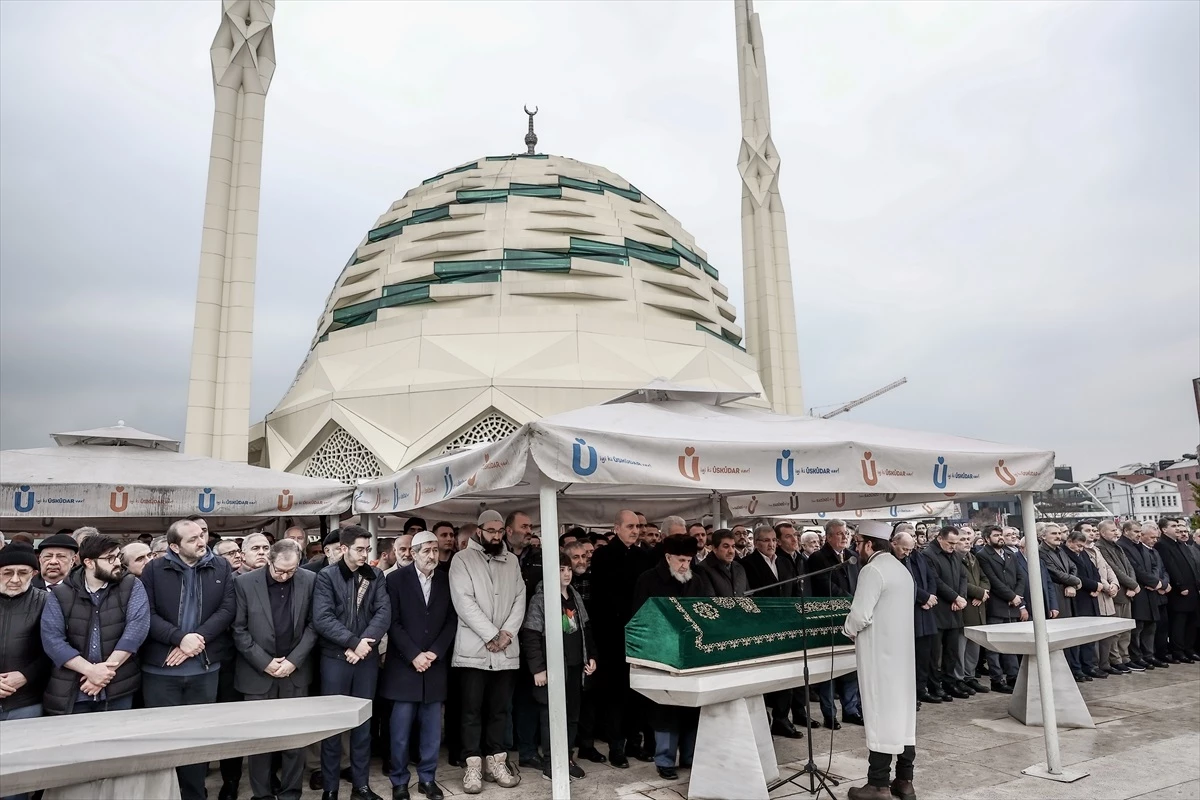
[1,0,1196,481]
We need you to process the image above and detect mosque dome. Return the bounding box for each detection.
[250,152,768,480]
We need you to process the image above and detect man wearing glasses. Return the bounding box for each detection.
[233,539,318,800]
[40,534,149,715]
[313,526,391,800]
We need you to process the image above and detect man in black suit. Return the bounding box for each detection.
[805,519,863,728]
[232,539,318,800]
[741,524,804,738]
[1155,517,1200,662]
[976,525,1025,692]
[381,532,456,800]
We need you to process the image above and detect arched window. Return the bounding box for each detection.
[303,426,383,483]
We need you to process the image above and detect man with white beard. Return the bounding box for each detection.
[631,534,714,780]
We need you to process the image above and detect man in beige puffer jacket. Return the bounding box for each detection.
[449,510,527,793]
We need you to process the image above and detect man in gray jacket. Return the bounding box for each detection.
[449,510,526,793]
[233,539,317,800]
[1095,521,1140,673]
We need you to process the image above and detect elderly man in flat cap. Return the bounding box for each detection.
[0,543,50,725]
[382,530,456,800]
[34,533,78,591]
[449,510,526,793]
[843,521,918,800]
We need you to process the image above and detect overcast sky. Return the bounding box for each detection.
[1,0,1197,480]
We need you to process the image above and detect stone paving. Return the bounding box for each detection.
[211,662,1200,800]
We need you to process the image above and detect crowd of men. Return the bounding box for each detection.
[0,512,1197,800]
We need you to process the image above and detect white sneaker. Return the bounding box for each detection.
[485,753,521,788]
[463,756,483,794]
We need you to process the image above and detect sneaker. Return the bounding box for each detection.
[540,760,586,782]
[1125,661,1146,672]
[462,756,483,794]
[484,753,520,788]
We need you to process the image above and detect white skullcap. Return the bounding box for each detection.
[858,520,892,541]
[411,531,438,550]
[478,509,504,527]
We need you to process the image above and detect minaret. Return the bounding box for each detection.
[734,0,804,415]
[184,0,276,461]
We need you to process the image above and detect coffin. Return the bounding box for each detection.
[625,595,853,673]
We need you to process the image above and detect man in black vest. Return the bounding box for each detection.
[40,534,149,714]
[0,543,50,722]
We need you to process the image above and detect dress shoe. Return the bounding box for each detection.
[823,717,841,730]
[351,787,384,800]
[635,746,656,762]
[842,712,865,726]
[1177,654,1196,664]
[608,749,629,769]
[321,793,338,800]
[1105,666,1124,675]
[416,781,443,800]
[846,784,893,800]
[1125,661,1145,672]
[991,680,1014,694]
[771,720,803,738]
[657,766,679,780]
[956,680,976,696]
[1139,659,1155,670]
[890,777,918,800]
[218,781,238,800]
[392,785,410,800]
[1188,653,1200,662]
[518,755,543,770]
[917,689,942,704]
[965,677,990,694]
[311,771,324,791]
[1087,667,1109,679]
[577,745,607,763]
[1151,657,1169,668]
[946,684,971,699]
[1073,671,1087,683]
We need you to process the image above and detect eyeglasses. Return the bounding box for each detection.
[481,527,504,535]
[270,565,298,579]
[97,553,123,564]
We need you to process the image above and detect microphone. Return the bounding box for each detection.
[745,556,855,596]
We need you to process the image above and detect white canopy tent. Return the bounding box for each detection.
[1,423,352,533]
[356,386,1070,796]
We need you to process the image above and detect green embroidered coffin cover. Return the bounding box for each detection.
[625,596,853,671]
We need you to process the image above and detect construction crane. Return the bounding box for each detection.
[816,378,907,419]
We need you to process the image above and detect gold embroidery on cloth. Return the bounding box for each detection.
[667,597,850,655]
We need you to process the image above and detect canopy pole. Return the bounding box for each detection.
[711,491,723,530]
[539,478,571,799]
[1020,491,1062,774]
[366,514,378,562]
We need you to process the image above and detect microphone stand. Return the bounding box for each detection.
[747,557,853,799]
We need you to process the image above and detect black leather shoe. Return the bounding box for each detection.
[936,689,953,702]
[311,771,324,791]
[842,713,865,726]
[577,745,607,763]
[1188,653,1200,662]
[917,689,942,704]
[823,717,841,730]
[1178,654,1196,664]
[417,782,443,800]
[519,755,543,770]
[635,747,656,762]
[946,684,971,699]
[965,678,990,694]
[392,785,410,800]
[956,680,976,696]
[1088,667,1109,679]
[771,720,803,739]
[218,781,238,800]
[321,793,337,800]
[1151,657,1170,668]
[991,680,1014,694]
[351,787,383,800]
[609,750,629,769]
[657,766,678,780]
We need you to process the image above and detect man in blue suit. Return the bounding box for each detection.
[380,531,457,800]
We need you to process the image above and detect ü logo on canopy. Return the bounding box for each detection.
[572,439,597,476]
[110,486,129,513]
[834,493,847,508]
[678,447,700,481]
[14,486,35,513]
[932,457,949,489]
[414,474,425,506]
[277,490,294,512]
[996,459,1017,486]
[442,467,455,498]
[860,451,878,486]
[776,450,795,486]
[198,488,216,513]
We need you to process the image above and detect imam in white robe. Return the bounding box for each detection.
[843,551,917,755]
